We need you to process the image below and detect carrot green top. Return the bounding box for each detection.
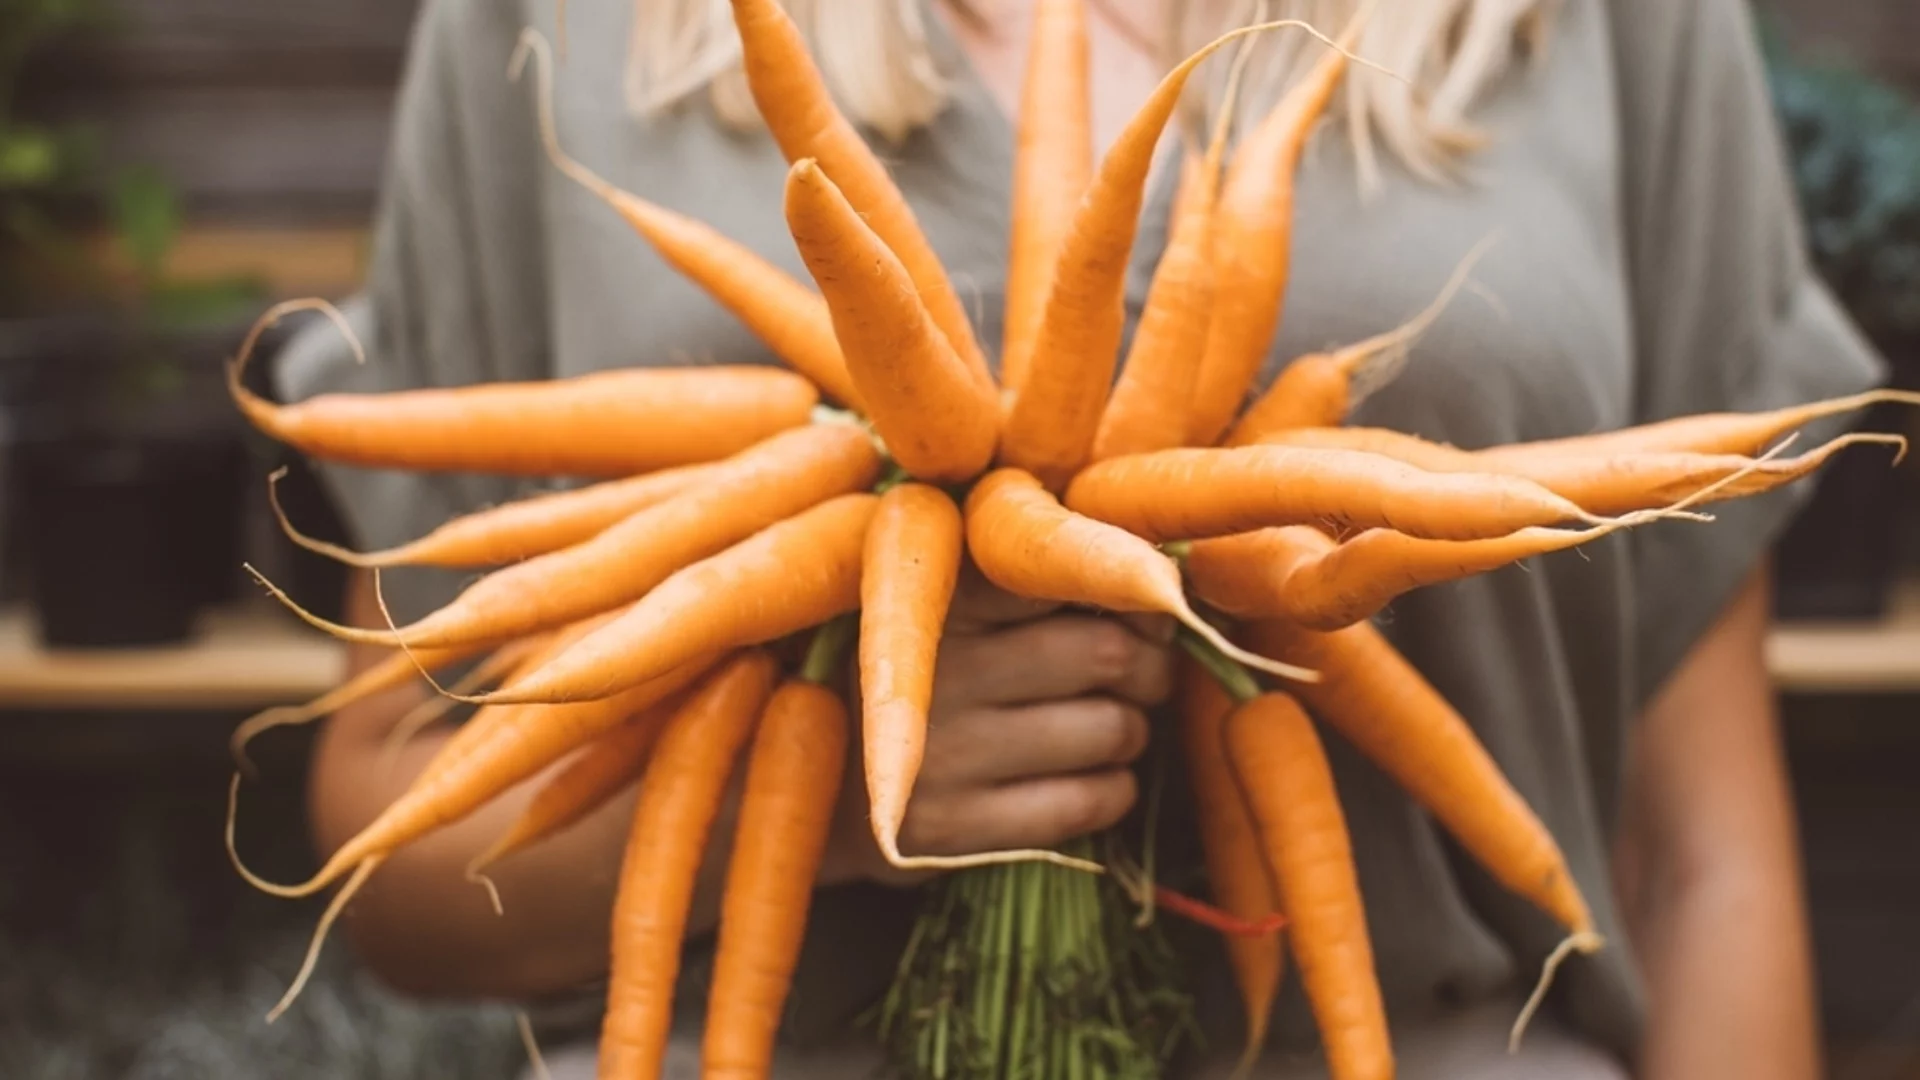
[274,0,1884,1072]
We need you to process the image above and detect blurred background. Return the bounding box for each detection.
[0,1,1915,1077]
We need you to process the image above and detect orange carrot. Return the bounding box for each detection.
[1223,234,1492,445]
[378,634,556,766]
[859,483,962,865]
[1186,6,1371,446]
[963,468,1316,682]
[465,696,680,880]
[229,652,723,900]
[702,672,849,1078]
[1243,618,1596,940]
[784,159,998,482]
[1262,428,1905,517]
[1476,388,1920,461]
[1089,150,1218,462]
[228,640,486,772]
[1178,655,1284,1074]
[229,302,817,478]
[271,461,719,570]
[1000,0,1092,394]
[600,651,778,1080]
[725,0,993,391]
[467,493,879,706]
[1063,444,1608,543]
[251,423,880,648]
[1226,692,1392,1080]
[1002,19,1331,491]
[510,30,862,410]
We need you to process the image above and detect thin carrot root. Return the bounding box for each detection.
[517,1009,553,1080]
[377,641,536,769]
[1170,600,1318,684]
[264,466,378,567]
[227,772,323,899]
[1508,930,1605,1053]
[879,842,1106,876]
[470,869,505,917]
[265,854,385,1023]
[1336,231,1500,406]
[228,297,363,398]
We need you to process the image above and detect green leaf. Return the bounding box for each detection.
[0,127,58,189]
[109,164,179,283]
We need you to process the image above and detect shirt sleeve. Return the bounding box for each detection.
[270,0,557,624]
[1605,0,1890,704]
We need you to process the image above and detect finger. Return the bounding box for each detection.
[948,562,1060,630]
[899,770,1138,859]
[934,615,1147,708]
[1117,612,1177,645]
[923,699,1150,787]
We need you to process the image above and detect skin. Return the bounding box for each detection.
[1612,560,1823,1080]
[309,566,1173,998]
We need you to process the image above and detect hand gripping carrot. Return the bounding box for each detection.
[702,633,852,1079]
[1262,427,1907,517]
[1000,0,1092,395]
[599,651,778,1080]
[511,29,861,410]
[725,0,993,390]
[1476,388,1920,461]
[962,467,1317,683]
[1063,444,1608,543]
[1223,233,1493,445]
[1243,618,1597,944]
[228,301,817,478]
[1001,18,1341,491]
[463,493,879,706]
[1226,692,1392,1080]
[250,424,879,649]
[270,463,717,571]
[1178,655,1284,1076]
[859,484,963,866]
[784,159,998,483]
[1186,4,1374,446]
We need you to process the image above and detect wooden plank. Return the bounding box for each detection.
[0,605,344,710]
[1770,578,1920,694]
[85,225,371,298]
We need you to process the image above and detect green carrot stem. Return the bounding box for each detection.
[800,612,858,684]
[1176,626,1263,704]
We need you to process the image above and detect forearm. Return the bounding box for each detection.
[1620,564,1822,1079]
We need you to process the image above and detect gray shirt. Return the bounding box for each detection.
[274,0,1886,1074]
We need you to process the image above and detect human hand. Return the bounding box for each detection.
[822,567,1175,887]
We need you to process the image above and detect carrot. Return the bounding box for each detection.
[465,493,879,706]
[228,301,818,478]
[1223,234,1493,445]
[600,651,778,1080]
[963,468,1317,682]
[1476,388,1920,461]
[702,640,851,1078]
[1225,692,1392,1080]
[249,423,880,648]
[1187,502,1698,631]
[228,640,486,773]
[859,484,962,866]
[229,653,723,900]
[1261,427,1905,517]
[510,30,862,410]
[725,0,993,391]
[1242,618,1597,942]
[464,696,679,881]
[1000,0,1092,395]
[783,159,998,482]
[1178,654,1284,1076]
[1186,5,1373,446]
[378,633,556,767]
[1001,18,1341,491]
[1063,444,1609,543]
[270,461,718,570]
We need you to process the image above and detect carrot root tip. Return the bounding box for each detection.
[1508,930,1605,1054]
[225,772,333,899]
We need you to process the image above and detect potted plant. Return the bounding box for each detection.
[1763,33,1920,619]
[0,0,266,648]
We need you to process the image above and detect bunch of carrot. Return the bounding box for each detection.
[219,1,1915,1078]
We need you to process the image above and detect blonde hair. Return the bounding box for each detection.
[624,0,1554,187]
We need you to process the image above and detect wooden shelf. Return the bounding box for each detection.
[0,605,345,711]
[0,580,1912,712]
